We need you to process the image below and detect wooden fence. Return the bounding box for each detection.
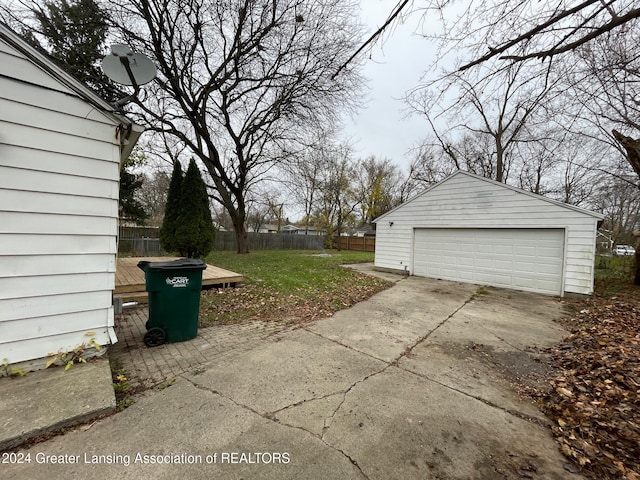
[118,225,375,253]
[335,236,376,252]
[118,225,163,256]
[214,231,326,251]
[119,225,160,239]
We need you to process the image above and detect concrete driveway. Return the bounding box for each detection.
[3,272,582,480]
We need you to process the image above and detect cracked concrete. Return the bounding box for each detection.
[184,328,388,414]
[275,392,344,436]
[322,367,570,480]
[306,277,478,363]
[3,274,583,480]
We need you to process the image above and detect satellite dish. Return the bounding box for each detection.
[102,44,156,86]
[101,44,156,108]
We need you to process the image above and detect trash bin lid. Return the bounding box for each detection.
[137,258,207,271]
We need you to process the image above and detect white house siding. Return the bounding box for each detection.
[0,37,124,364]
[375,172,603,296]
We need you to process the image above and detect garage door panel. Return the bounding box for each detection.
[458,271,475,281]
[539,279,561,290]
[493,259,513,270]
[458,243,475,253]
[519,246,536,256]
[493,245,514,254]
[474,259,494,268]
[455,257,475,267]
[513,261,536,273]
[537,264,561,275]
[427,267,440,276]
[413,228,564,295]
[536,255,558,262]
[477,245,494,254]
[539,247,563,257]
[493,274,514,284]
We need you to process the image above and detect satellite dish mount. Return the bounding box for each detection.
[101,45,157,108]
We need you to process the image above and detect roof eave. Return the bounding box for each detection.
[375,170,604,222]
[1,22,146,161]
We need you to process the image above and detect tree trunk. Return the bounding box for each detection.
[229,209,249,254]
[496,143,504,183]
[613,130,640,179]
[235,228,248,254]
[232,219,249,254]
[612,130,640,285]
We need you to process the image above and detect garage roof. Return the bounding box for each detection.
[376,170,605,222]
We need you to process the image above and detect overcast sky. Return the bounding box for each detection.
[341,1,436,172]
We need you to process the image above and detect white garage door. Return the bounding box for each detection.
[413,228,564,295]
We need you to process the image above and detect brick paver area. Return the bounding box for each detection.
[110,307,293,391]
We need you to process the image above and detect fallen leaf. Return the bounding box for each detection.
[557,387,574,397]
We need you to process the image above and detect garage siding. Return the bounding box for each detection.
[374,172,602,296]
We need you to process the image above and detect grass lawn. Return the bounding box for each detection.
[594,254,634,280]
[594,254,639,298]
[199,250,391,327]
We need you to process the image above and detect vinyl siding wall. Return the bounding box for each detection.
[375,172,601,295]
[0,40,121,364]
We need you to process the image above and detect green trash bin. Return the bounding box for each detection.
[137,258,207,347]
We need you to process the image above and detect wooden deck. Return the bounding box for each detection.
[115,257,243,303]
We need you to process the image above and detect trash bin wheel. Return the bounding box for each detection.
[144,327,167,347]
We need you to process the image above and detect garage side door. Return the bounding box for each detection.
[413,228,564,295]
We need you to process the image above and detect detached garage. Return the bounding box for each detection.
[375,171,604,296]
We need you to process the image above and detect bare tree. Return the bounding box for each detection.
[282,132,333,234]
[105,0,363,253]
[245,198,273,234]
[245,188,286,233]
[450,1,640,70]
[410,61,560,183]
[513,130,565,196]
[332,0,640,185]
[332,0,640,75]
[593,175,640,245]
[310,142,358,242]
[210,202,233,231]
[136,169,171,226]
[411,1,640,183]
[556,156,598,207]
[557,26,640,177]
[399,144,450,202]
[414,1,640,186]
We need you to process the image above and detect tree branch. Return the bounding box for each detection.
[332,0,412,79]
[499,7,640,63]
